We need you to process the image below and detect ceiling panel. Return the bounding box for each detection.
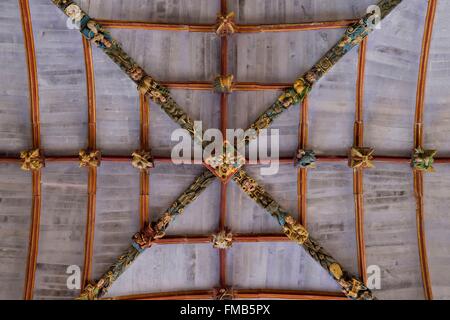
[0,164,32,300]
[34,163,88,300]
[227,242,340,292]
[150,164,219,235]
[364,163,424,300]
[424,0,450,157]
[364,0,427,157]
[424,164,450,300]
[30,0,89,155]
[0,0,32,156]
[91,162,140,280]
[229,0,375,24]
[105,243,219,297]
[80,0,219,24]
[307,162,358,276]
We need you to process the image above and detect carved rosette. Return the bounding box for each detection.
[213,287,234,300]
[295,149,316,168]
[131,150,154,171]
[412,147,437,172]
[79,149,101,168]
[348,147,374,169]
[215,12,237,36]
[212,229,233,249]
[20,149,44,171]
[214,74,234,93]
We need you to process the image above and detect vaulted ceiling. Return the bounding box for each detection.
[1,0,450,300]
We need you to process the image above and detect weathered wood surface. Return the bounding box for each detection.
[91,162,140,280]
[364,0,427,157]
[92,47,140,155]
[424,165,450,300]
[364,163,424,300]
[227,242,339,291]
[34,163,88,300]
[0,0,31,156]
[150,90,220,157]
[29,0,88,155]
[307,163,358,277]
[228,164,298,234]
[229,90,299,157]
[229,0,374,24]
[108,29,220,82]
[0,164,32,299]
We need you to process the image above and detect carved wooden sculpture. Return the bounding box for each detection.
[50,0,403,300]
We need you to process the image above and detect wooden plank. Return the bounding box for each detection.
[0,164,32,299]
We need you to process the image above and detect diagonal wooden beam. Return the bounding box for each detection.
[19,0,42,301]
[81,37,98,291]
[353,38,368,284]
[232,169,374,300]
[413,0,437,301]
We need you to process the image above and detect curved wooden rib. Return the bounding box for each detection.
[413,0,437,301]
[19,0,41,301]
[353,38,368,284]
[81,37,98,291]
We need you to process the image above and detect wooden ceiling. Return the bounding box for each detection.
[1,0,450,300]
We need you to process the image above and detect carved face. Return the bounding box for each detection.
[65,4,84,22]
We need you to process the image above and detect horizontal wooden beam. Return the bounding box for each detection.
[97,19,356,33]
[3,155,450,165]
